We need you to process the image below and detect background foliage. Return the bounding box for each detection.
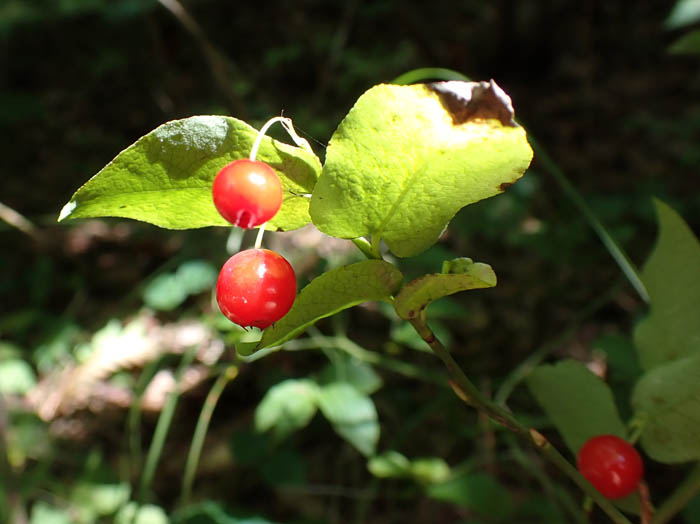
[1,1,700,523]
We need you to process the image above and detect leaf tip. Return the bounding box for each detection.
[58,201,77,222]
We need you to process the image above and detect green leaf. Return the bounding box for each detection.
[368,451,450,484]
[526,360,627,455]
[58,116,320,231]
[176,260,218,294]
[173,501,281,524]
[71,481,131,517]
[0,358,36,394]
[309,81,533,257]
[143,260,217,311]
[317,382,379,457]
[30,502,72,524]
[115,503,169,524]
[143,273,188,311]
[634,200,700,370]
[367,450,411,478]
[409,457,451,485]
[669,28,700,54]
[666,0,700,29]
[632,353,700,463]
[317,353,383,394]
[427,472,514,521]
[254,379,320,440]
[257,260,403,350]
[394,258,496,320]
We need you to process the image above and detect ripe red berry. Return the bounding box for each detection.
[577,435,644,499]
[212,159,283,228]
[216,249,296,329]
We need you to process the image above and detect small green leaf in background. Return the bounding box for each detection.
[526,360,627,455]
[309,81,533,257]
[58,116,320,232]
[173,500,282,524]
[368,450,450,484]
[634,200,700,370]
[368,450,412,478]
[254,378,320,440]
[394,258,496,320]
[0,358,36,394]
[71,481,131,521]
[669,28,700,54]
[317,382,379,457]
[257,260,403,350]
[632,352,700,463]
[427,472,514,522]
[666,0,700,29]
[317,353,383,394]
[143,260,217,311]
[115,503,169,524]
[29,502,72,524]
[409,457,451,485]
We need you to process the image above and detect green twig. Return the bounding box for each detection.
[408,312,634,524]
[652,462,700,524]
[179,365,238,507]
[527,134,649,304]
[138,345,198,501]
[506,434,588,524]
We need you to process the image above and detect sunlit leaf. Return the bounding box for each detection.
[309,81,533,257]
[58,116,320,231]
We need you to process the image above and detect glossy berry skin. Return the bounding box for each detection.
[577,435,643,499]
[212,159,283,228]
[216,249,296,329]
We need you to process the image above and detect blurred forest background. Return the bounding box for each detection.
[1,1,699,523]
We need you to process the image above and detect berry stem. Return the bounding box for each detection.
[639,481,654,524]
[249,115,313,161]
[254,222,267,249]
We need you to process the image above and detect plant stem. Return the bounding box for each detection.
[179,365,238,507]
[138,345,198,502]
[351,237,381,259]
[407,312,634,524]
[653,463,700,524]
[527,134,649,304]
[254,222,267,249]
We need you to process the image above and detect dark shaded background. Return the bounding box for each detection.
[1,1,699,523]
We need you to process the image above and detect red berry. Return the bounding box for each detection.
[216,249,296,329]
[212,159,283,228]
[577,435,643,499]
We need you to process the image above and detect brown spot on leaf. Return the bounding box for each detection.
[499,182,514,192]
[428,79,517,127]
